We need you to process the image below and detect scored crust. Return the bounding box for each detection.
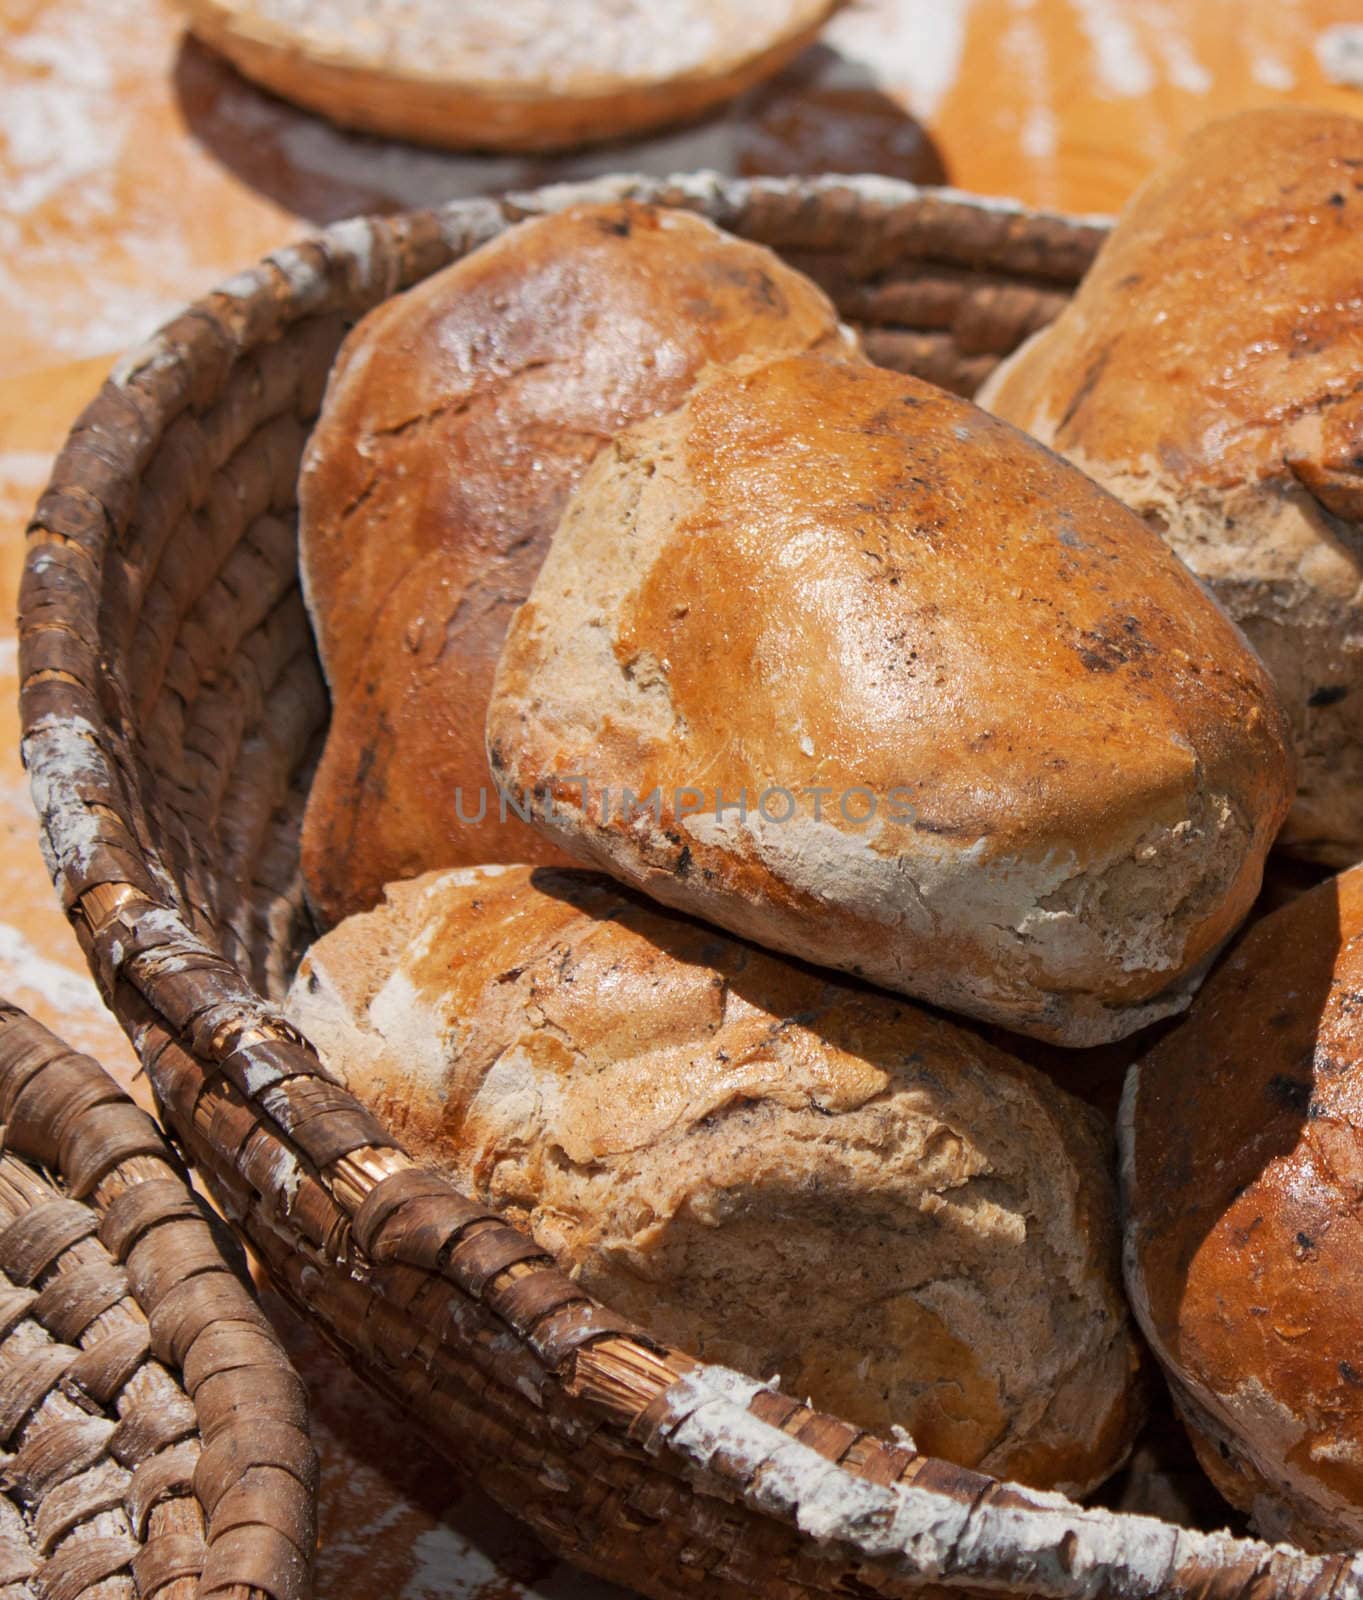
[979,107,1363,865]
[286,862,1144,1496]
[297,201,856,925]
[487,351,1295,1046]
[1122,861,1363,1549]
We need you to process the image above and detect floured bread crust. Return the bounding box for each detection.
[182,0,840,152]
[979,108,1363,864]
[487,352,1294,1045]
[297,201,856,924]
[1122,861,1363,1549]
[285,863,1143,1495]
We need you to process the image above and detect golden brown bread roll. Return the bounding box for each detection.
[979,108,1363,865]
[1122,861,1363,1549]
[487,351,1295,1046]
[285,863,1144,1494]
[298,201,856,925]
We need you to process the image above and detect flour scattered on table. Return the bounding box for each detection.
[826,0,972,117]
[0,922,106,1018]
[1317,24,1363,90]
[1001,10,1058,173]
[1071,0,1156,97]
[1250,50,1296,92]
[0,0,198,364]
[1,0,134,216]
[1147,15,1211,95]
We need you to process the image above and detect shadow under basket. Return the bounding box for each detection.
[18,172,1352,1600]
[0,1002,315,1599]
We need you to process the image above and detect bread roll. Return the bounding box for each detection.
[183,0,840,153]
[298,201,856,925]
[978,108,1363,865]
[487,352,1295,1046]
[285,863,1143,1494]
[1122,861,1363,1549]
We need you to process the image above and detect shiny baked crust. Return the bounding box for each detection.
[487,351,1295,1044]
[979,108,1363,864]
[286,862,1144,1496]
[297,201,855,925]
[1122,861,1363,1549]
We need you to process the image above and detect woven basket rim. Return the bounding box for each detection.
[0,1000,317,1599]
[18,171,1355,1600]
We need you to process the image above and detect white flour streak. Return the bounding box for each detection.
[826,0,975,119]
[0,83,117,216]
[1001,8,1056,166]
[0,452,57,488]
[0,776,37,823]
[400,1524,602,1598]
[1251,50,1296,90]
[0,0,198,359]
[402,1526,499,1597]
[0,922,105,1015]
[1143,3,1212,94]
[1022,101,1059,162]
[1071,0,1156,97]
[0,3,129,216]
[8,24,113,89]
[23,281,182,363]
[1317,24,1363,90]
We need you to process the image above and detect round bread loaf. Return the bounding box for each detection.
[486,351,1295,1046]
[978,108,1363,865]
[298,200,857,925]
[285,862,1144,1495]
[182,0,840,152]
[1122,861,1363,1550]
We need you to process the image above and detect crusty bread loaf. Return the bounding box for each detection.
[285,863,1144,1494]
[1122,861,1363,1549]
[183,0,841,153]
[999,856,1334,1124]
[298,201,856,925]
[978,108,1363,865]
[486,351,1295,1046]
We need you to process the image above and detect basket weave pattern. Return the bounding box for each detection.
[0,1003,315,1599]
[19,172,1359,1600]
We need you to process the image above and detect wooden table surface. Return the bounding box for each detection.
[2,1,1360,1594]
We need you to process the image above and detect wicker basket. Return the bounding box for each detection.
[0,1002,316,1599]
[19,171,1357,1600]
